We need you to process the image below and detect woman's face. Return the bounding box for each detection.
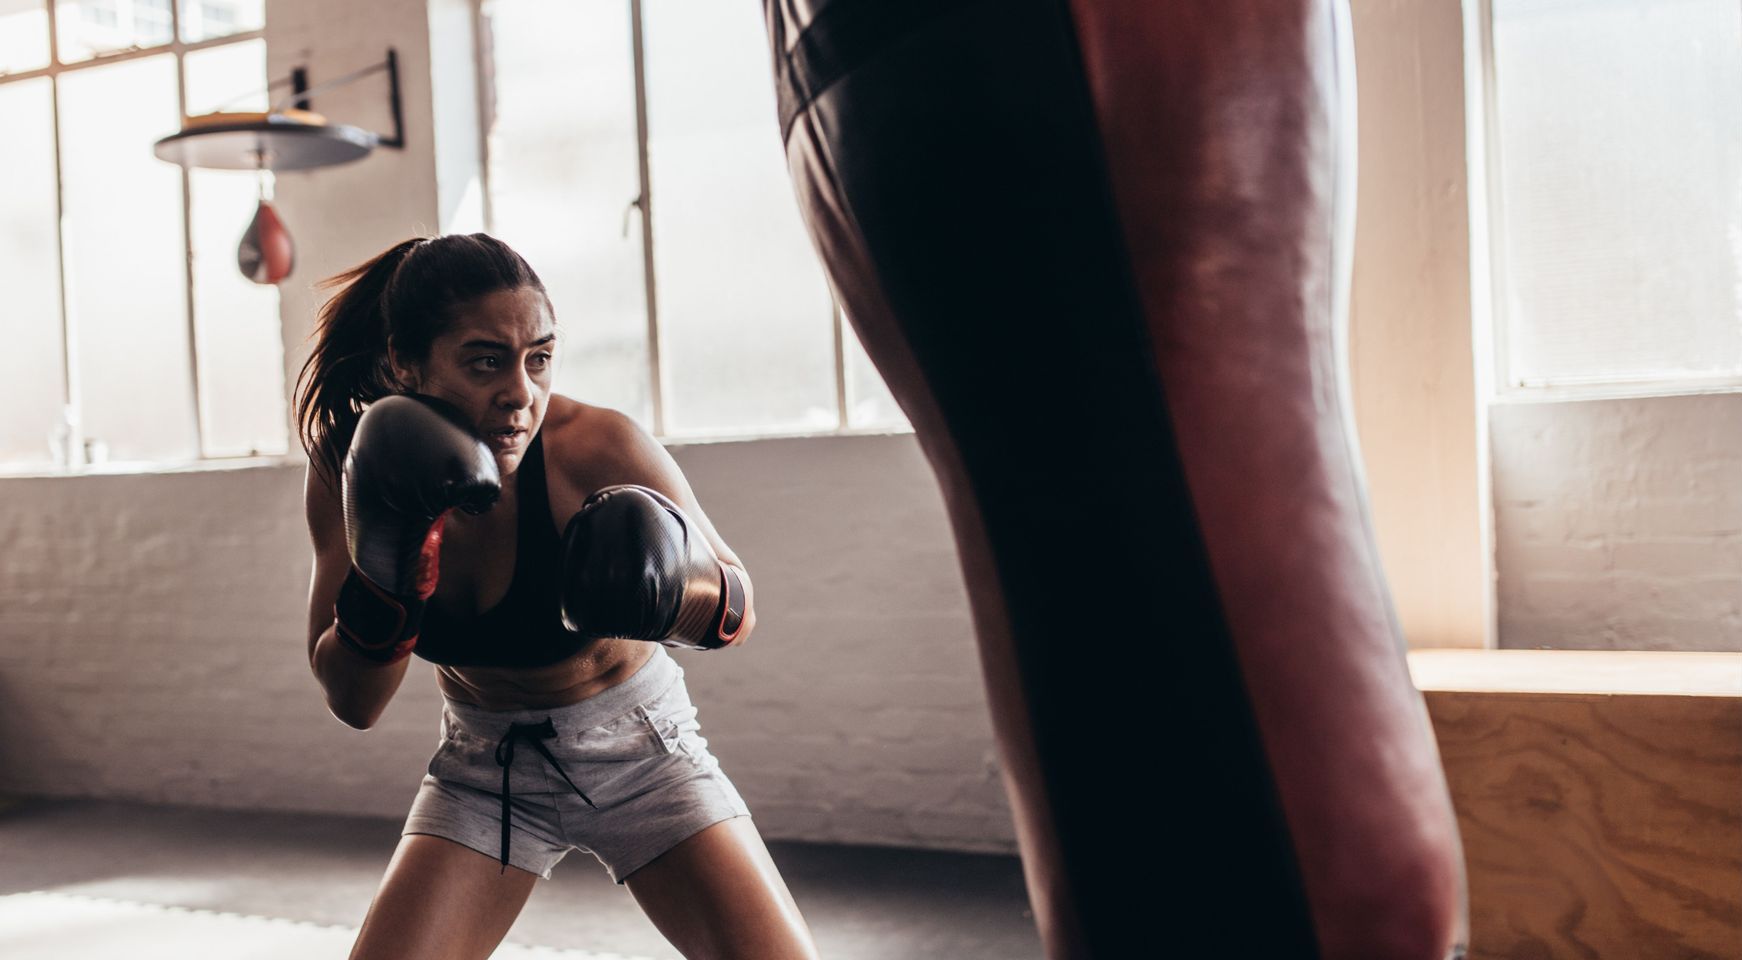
[390,285,556,477]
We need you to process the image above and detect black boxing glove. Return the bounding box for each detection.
[334,394,501,663]
[558,485,747,650]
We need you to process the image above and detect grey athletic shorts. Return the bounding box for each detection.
[402,645,751,882]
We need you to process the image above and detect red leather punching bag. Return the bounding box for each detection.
[763,1,1469,957]
[238,198,294,285]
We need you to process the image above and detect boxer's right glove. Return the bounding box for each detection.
[334,394,501,663]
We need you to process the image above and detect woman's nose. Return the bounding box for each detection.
[498,368,535,409]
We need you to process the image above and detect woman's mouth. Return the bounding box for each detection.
[486,426,528,449]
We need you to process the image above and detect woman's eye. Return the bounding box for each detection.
[529,352,553,370]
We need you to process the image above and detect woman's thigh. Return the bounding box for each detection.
[348,833,540,960]
[624,816,820,960]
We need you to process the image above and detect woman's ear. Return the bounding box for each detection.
[386,341,419,391]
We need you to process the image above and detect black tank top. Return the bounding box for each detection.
[415,431,584,668]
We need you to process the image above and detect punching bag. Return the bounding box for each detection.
[763,1,1469,957]
[238,198,294,285]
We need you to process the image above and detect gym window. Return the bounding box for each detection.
[0,0,284,473]
[480,0,909,442]
[1478,0,1742,401]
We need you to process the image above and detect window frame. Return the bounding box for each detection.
[0,0,269,473]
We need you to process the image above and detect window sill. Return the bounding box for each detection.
[658,424,915,446]
[1406,647,1742,698]
[0,427,921,478]
[0,454,301,480]
[1491,377,1742,405]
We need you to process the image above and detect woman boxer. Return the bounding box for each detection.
[296,233,819,960]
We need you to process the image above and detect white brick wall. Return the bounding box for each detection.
[0,433,1017,854]
[1491,394,1742,652]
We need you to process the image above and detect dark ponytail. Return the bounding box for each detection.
[294,233,551,488]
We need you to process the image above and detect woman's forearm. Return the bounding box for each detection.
[310,621,411,730]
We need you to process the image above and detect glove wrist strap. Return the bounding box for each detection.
[660,563,748,651]
[334,567,422,664]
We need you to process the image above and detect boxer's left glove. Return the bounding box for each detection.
[335,394,501,663]
[558,485,746,650]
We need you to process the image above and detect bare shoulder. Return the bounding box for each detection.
[539,394,652,487]
[538,394,740,558]
[538,393,692,517]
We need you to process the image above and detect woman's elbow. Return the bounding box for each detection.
[324,695,384,731]
[308,636,396,730]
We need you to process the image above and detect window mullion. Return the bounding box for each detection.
[171,1,205,459]
[1475,0,1513,397]
[472,0,496,235]
[629,0,664,437]
[832,302,847,430]
[45,0,60,68]
[46,2,79,469]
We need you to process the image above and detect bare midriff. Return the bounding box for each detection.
[433,636,656,711]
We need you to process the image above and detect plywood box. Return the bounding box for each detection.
[1408,650,1742,960]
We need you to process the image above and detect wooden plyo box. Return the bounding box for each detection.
[1408,650,1742,960]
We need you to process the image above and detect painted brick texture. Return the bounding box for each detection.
[1491,394,1742,652]
[0,434,1016,854]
